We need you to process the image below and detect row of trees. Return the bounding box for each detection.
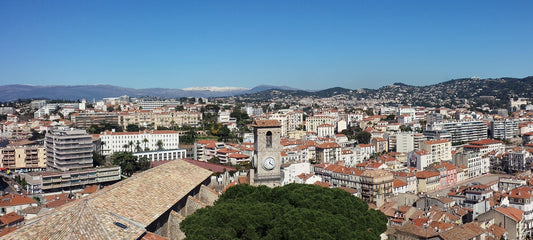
[181,184,387,240]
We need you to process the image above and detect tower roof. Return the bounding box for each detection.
[252,120,281,127]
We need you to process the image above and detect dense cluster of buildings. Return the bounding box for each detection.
[2,95,533,239]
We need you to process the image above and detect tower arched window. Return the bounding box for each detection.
[266,131,272,148]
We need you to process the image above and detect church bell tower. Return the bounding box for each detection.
[249,120,282,187]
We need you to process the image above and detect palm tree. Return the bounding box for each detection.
[123,144,129,152]
[135,140,142,152]
[143,138,149,151]
[128,141,134,152]
[100,141,106,155]
[156,140,164,151]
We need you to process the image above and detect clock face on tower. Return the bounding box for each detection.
[262,157,276,170]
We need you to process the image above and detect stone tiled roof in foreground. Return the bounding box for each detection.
[4,159,213,240]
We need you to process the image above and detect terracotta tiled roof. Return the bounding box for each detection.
[252,120,280,127]
[416,171,440,179]
[0,227,18,237]
[82,185,99,194]
[0,212,23,225]
[495,206,524,222]
[423,139,450,145]
[228,153,249,159]
[393,179,407,188]
[314,181,330,188]
[317,142,340,149]
[439,222,486,240]
[4,159,213,240]
[0,194,36,207]
[507,186,533,199]
[468,139,503,145]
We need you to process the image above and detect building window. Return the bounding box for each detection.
[266,131,272,148]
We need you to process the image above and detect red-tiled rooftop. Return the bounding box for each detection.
[494,206,524,222]
[416,171,440,179]
[423,139,450,144]
[469,139,503,145]
[0,194,36,207]
[0,212,23,225]
[182,158,236,173]
[252,120,280,127]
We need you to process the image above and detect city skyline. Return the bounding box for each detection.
[1,1,532,90]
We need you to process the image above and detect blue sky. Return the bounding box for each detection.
[1,1,532,90]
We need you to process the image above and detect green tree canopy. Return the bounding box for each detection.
[126,124,140,132]
[111,152,150,176]
[181,184,387,240]
[355,131,372,144]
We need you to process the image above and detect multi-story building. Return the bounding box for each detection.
[463,139,504,155]
[116,110,202,129]
[407,150,433,170]
[507,186,533,236]
[0,146,46,172]
[441,121,488,144]
[315,142,341,164]
[194,140,225,162]
[452,152,490,178]
[99,130,180,155]
[137,100,181,110]
[45,128,93,171]
[395,132,414,153]
[464,184,493,218]
[23,166,121,194]
[133,149,187,162]
[305,116,336,133]
[372,137,388,153]
[316,124,335,138]
[415,171,440,193]
[420,139,452,163]
[503,148,532,173]
[392,171,417,193]
[491,119,518,140]
[71,112,119,129]
[477,207,525,240]
[360,169,393,206]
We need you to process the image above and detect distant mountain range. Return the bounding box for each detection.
[0,77,532,108]
[237,76,533,108]
[0,84,298,102]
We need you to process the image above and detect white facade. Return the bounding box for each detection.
[100,130,180,155]
[133,149,186,162]
[396,133,414,153]
[453,152,490,178]
[282,162,312,185]
[420,139,452,163]
[408,150,433,170]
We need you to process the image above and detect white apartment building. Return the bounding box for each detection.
[133,149,186,162]
[420,139,452,163]
[305,116,336,133]
[317,124,335,138]
[463,139,504,155]
[138,100,181,110]
[99,130,180,155]
[396,132,414,153]
[282,162,312,185]
[453,152,489,178]
[408,150,433,170]
[45,128,93,171]
[490,119,518,140]
[440,120,488,144]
